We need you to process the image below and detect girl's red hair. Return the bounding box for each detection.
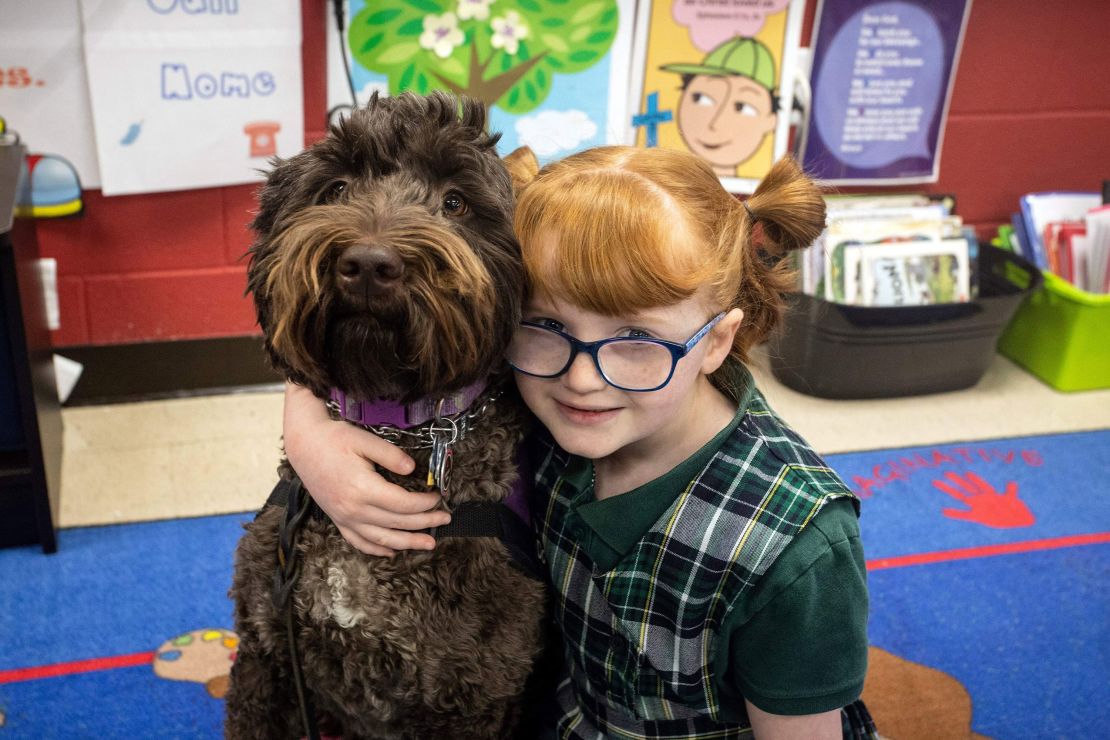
[513,146,825,362]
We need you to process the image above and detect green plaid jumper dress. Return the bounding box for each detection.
[533,384,877,739]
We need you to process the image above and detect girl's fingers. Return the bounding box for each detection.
[355,504,451,533]
[355,523,439,553]
[354,476,445,516]
[355,434,416,477]
[336,524,396,558]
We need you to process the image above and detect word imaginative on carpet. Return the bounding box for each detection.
[0,429,1106,738]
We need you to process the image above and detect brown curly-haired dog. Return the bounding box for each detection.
[226,92,547,739]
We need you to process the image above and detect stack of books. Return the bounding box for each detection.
[798,194,976,307]
[1001,192,1110,294]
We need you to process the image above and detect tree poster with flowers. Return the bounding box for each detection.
[329,0,636,162]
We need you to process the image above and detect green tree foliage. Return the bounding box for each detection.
[349,0,618,113]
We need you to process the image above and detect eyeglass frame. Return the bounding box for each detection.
[509,312,726,392]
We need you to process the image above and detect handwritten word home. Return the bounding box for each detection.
[161,65,275,100]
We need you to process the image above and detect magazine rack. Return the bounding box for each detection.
[0,142,62,552]
[767,245,1040,399]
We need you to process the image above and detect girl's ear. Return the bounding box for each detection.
[503,146,540,197]
[701,308,744,376]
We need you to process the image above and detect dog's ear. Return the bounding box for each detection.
[503,146,539,197]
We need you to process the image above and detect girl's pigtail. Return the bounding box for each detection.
[503,146,540,197]
[744,156,826,255]
[730,157,825,359]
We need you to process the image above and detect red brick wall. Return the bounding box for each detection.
[34,0,1110,347]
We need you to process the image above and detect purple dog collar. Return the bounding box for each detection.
[328,378,490,429]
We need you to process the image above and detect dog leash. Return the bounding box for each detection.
[271,476,322,740]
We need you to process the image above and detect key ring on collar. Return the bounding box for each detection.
[428,399,460,444]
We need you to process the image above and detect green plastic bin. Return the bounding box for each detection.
[997,272,1110,391]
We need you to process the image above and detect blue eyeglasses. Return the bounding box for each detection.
[508,313,725,392]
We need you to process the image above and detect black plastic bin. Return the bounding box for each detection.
[766,244,1041,399]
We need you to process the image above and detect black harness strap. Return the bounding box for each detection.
[264,478,545,581]
[428,501,545,582]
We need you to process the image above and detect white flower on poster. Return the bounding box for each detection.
[490,11,529,56]
[420,13,466,59]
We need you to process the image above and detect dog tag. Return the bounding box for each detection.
[428,436,453,492]
[427,405,459,492]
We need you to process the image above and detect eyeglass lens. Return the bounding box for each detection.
[508,325,674,390]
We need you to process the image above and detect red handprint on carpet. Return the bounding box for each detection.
[931,471,1036,529]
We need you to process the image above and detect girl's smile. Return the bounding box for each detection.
[554,399,623,426]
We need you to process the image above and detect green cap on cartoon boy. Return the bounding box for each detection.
[661,37,779,176]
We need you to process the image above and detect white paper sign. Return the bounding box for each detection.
[80,0,303,196]
[0,0,102,188]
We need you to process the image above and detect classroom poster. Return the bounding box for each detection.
[0,0,101,188]
[80,0,304,196]
[801,0,972,184]
[328,0,636,163]
[628,0,805,194]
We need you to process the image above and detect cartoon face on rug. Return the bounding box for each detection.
[227,92,546,739]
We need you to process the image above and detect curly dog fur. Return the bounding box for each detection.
[226,92,546,739]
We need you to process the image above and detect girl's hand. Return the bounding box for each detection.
[282,382,451,557]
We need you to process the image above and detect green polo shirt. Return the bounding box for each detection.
[553,382,869,717]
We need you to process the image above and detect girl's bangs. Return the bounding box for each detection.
[515,170,713,315]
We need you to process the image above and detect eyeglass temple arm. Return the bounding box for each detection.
[682,312,726,353]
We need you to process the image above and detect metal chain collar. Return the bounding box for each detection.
[328,388,502,494]
[326,388,502,451]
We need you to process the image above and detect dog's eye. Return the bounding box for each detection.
[318,181,347,205]
[443,192,468,216]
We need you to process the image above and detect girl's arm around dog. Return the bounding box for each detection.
[283,381,451,556]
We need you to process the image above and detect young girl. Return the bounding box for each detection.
[283,148,875,739]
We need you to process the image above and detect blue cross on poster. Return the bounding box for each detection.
[631,92,672,148]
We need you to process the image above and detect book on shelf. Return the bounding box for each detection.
[797,193,973,307]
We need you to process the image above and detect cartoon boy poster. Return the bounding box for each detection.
[629,0,805,193]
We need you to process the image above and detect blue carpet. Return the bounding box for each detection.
[830,429,1110,738]
[0,429,1106,738]
[0,515,249,737]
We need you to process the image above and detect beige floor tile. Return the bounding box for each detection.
[748,349,1110,453]
[59,388,285,527]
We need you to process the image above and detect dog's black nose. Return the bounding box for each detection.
[336,244,404,295]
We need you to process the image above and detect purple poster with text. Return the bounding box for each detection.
[802,0,972,184]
